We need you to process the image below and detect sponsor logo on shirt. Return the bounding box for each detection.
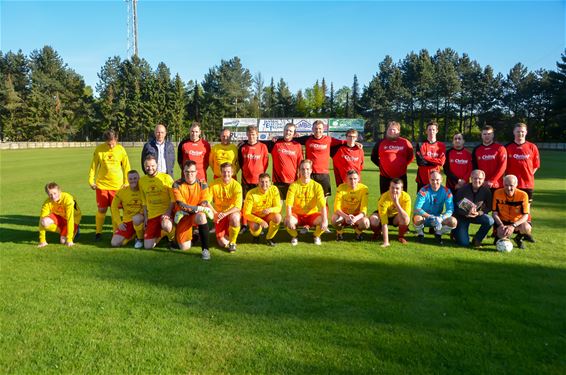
[278,148,297,156]
[189,150,204,157]
[342,155,360,162]
[426,151,440,157]
[511,153,530,160]
[245,154,262,160]
[480,154,496,160]
[310,143,327,150]
[384,145,405,151]
[452,158,469,165]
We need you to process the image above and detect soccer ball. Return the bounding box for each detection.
[496,239,513,252]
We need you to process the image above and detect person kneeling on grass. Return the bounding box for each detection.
[453,169,493,248]
[38,182,82,248]
[332,169,370,241]
[209,162,243,253]
[110,170,145,249]
[369,178,411,247]
[242,173,282,247]
[172,160,214,260]
[413,170,457,245]
[492,174,532,249]
[285,159,328,246]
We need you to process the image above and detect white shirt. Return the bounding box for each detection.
[156,141,166,173]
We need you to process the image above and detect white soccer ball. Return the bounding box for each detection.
[496,239,513,252]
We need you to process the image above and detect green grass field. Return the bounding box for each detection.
[1,148,565,374]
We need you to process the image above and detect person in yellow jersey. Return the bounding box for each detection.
[242,173,282,247]
[38,182,82,248]
[139,155,175,249]
[210,128,240,179]
[88,130,131,241]
[110,170,145,249]
[369,178,412,247]
[331,169,370,242]
[285,159,328,246]
[209,162,243,253]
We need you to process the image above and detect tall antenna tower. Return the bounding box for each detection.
[126,0,139,58]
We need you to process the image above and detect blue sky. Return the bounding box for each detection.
[1,1,565,95]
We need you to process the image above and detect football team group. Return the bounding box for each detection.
[38,120,539,259]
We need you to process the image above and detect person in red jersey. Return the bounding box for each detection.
[371,121,414,193]
[262,123,303,198]
[505,123,540,200]
[238,125,269,233]
[177,122,211,182]
[331,128,365,186]
[444,132,472,192]
[415,121,446,192]
[472,125,507,191]
[292,120,346,197]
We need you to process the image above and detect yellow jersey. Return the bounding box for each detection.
[334,183,369,215]
[111,186,143,224]
[139,172,174,219]
[243,185,282,224]
[286,179,325,216]
[39,192,82,241]
[377,191,412,224]
[210,178,243,213]
[88,143,131,190]
[210,143,240,177]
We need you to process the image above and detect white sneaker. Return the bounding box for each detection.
[201,248,211,260]
[134,239,143,249]
[314,237,322,245]
[290,237,298,246]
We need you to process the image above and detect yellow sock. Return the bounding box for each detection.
[228,225,240,244]
[266,221,279,240]
[286,227,298,238]
[39,223,58,242]
[168,227,176,241]
[95,211,106,234]
[314,225,324,238]
[134,223,144,240]
[250,225,262,237]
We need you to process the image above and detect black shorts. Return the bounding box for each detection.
[371,211,396,226]
[241,181,258,199]
[521,188,534,201]
[275,182,291,200]
[311,173,331,197]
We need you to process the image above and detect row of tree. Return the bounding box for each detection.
[1,46,565,142]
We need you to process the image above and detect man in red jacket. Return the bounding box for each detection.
[415,121,445,192]
[472,125,507,192]
[444,132,472,192]
[177,122,211,182]
[371,121,414,193]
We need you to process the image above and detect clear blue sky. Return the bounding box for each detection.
[1,0,565,95]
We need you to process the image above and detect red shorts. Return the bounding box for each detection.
[144,215,168,240]
[176,214,198,244]
[114,221,136,239]
[48,213,78,237]
[214,211,241,239]
[96,189,117,209]
[292,212,322,227]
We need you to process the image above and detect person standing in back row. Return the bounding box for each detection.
[415,121,445,192]
[141,124,175,179]
[472,125,507,192]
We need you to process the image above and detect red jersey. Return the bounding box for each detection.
[472,143,507,189]
[238,141,269,185]
[296,135,344,174]
[266,139,303,184]
[177,138,211,182]
[444,147,473,191]
[415,141,446,185]
[331,144,365,186]
[505,141,540,189]
[370,137,414,179]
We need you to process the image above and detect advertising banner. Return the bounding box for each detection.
[328,118,365,131]
[231,132,248,141]
[292,118,328,133]
[329,132,365,141]
[222,118,257,128]
[258,119,292,132]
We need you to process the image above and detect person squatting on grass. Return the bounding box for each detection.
[370,178,412,247]
[452,169,494,248]
[38,182,82,248]
[88,129,131,241]
[110,170,145,249]
[492,174,533,250]
[285,159,328,246]
[172,160,213,261]
[209,162,243,253]
[413,170,457,245]
[331,169,370,242]
[242,173,282,247]
[139,155,175,250]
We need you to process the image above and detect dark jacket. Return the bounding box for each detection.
[454,183,492,219]
[141,138,175,178]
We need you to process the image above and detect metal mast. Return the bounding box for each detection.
[126,0,139,58]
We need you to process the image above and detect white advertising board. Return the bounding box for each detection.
[258,119,292,132]
[222,118,258,128]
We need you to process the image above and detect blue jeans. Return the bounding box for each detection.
[454,214,494,246]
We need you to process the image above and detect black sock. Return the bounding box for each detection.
[198,223,210,250]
